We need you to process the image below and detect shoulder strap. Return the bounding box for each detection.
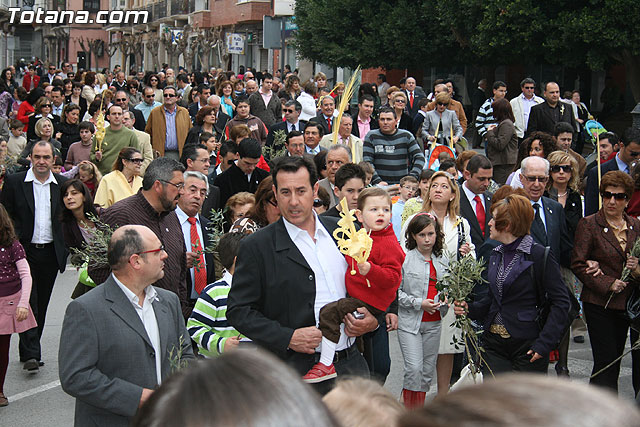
[531,245,550,306]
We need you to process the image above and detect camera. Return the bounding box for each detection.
[352,310,365,320]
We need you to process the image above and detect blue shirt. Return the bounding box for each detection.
[392,199,405,242]
[164,107,178,151]
[135,100,162,121]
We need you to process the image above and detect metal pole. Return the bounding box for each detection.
[280,17,285,75]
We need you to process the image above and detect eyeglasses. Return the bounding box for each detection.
[550,165,572,173]
[313,199,325,208]
[283,109,295,113]
[523,86,535,90]
[601,191,628,200]
[150,78,158,82]
[267,199,278,208]
[394,99,406,103]
[145,94,155,98]
[137,244,165,255]
[42,104,51,107]
[164,93,177,98]
[437,102,449,107]
[629,151,640,157]
[159,179,184,190]
[115,98,127,102]
[522,175,549,183]
[126,158,144,163]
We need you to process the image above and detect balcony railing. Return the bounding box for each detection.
[154,0,167,19]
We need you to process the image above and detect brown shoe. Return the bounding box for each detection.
[0,392,8,406]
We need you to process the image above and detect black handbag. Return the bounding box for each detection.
[532,246,581,346]
[626,286,640,332]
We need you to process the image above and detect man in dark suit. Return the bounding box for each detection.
[179,144,221,218]
[59,225,194,427]
[351,95,379,139]
[526,82,576,137]
[113,90,146,131]
[584,128,640,216]
[227,156,378,392]
[311,95,336,135]
[266,100,305,147]
[404,77,425,119]
[176,171,217,309]
[459,155,493,248]
[214,138,269,207]
[520,156,572,268]
[0,141,68,372]
[188,84,211,124]
[303,122,327,156]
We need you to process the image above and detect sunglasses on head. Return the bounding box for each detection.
[550,165,572,173]
[601,191,628,200]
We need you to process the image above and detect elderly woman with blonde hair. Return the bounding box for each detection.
[421,92,463,147]
[391,91,413,131]
[401,170,474,394]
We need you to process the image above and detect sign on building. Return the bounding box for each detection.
[274,0,294,16]
[226,33,245,55]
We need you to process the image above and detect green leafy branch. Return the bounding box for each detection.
[436,252,492,377]
[168,334,191,374]
[69,213,116,269]
[262,129,288,161]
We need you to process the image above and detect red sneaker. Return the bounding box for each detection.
[302,363,337,383]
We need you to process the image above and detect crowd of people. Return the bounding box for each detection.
[0,61,639,426]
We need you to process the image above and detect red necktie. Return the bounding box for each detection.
[474,195,485,235]
[327,117,332,130]
[187,217,207,294]
[410,92,414,108]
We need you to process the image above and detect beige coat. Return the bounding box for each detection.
[144,105,192,156]
[319,134,363,163]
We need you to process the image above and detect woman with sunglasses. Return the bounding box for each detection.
[126,79,142,107]
[93,147,144,208]
[27,96,59,142]
[391,91,413,132]
[571,170,640,395]
[545,151,584,376]
[145,73,163,103]
[421,92,462,149]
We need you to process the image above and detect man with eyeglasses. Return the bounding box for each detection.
[1,141,68,374]
[91,105,142,175]
[214,138,269,207]
[526,82,576,138]
[319,115,363,163]
[585,128,640,216]
[135,87,162,122]
[175,171,217,310]
[114,89,146,131]
[145,86,193,161]
[89,158,193,317]
[476,81,508,143]
[510,78,544,140]
[40,64,60,86]
[266,100,306,148]
[60,224,194,426]
[520,156,572,268]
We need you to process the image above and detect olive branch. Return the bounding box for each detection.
[262,129,288,161]
[69,214,116,269]
[436,252,493,378]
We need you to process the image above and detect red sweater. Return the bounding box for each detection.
[345,224,405,311]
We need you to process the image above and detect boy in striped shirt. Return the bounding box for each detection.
[187,232,246,357]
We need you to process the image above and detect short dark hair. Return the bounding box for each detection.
[405,213,444,256]
[237,138,262,159]
[314,150,328,174]
[180,144,208,168]
[493,80,507,90]
[272,156,317,190]
[176,74,189,84]
[30,140,55,157]
[162,86,177,95]
[286,130,303,144]
[285,99,302,112]
[50,86,63,95]
[520,77,536,88]
[378,106,396,119]
[263,72,273,80]
[334,163,366,190]
[78,121,95,133]
[599,131,619,147]
[305,122,325,137]
[142,157,185,191]
[439,159,456,172]
[235,95,250,106]
[377,74,386,82]
[553,122,574,137]
[359,94,374,105]
[198,132,215,144]
[220,141,239,157]
[417,97,430,109]
[466,154,493,175]
[196,83,210,94]
[623,127,640,147]
[107,227,145,270]
[218,232,247,270]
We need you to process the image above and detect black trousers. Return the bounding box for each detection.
[583,302,640,395]
[481,331,549,375]
[19,243,59,362]
[363,315,391,383]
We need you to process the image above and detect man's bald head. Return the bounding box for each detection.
[108,225,147,270]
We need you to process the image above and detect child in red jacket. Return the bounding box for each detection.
[303,187,406,383]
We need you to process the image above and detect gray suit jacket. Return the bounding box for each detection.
[318,177,339,209]
[59,275,194,427]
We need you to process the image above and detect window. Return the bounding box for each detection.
[83,0,100,12]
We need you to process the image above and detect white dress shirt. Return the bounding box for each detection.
[283,213,351,351]
[112,274,162,385]
[176,206,207,299]
[462,181,485,215]
[521,94,538,131]
[25,168,56,244]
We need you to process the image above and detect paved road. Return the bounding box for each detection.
[2,269,637,424]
